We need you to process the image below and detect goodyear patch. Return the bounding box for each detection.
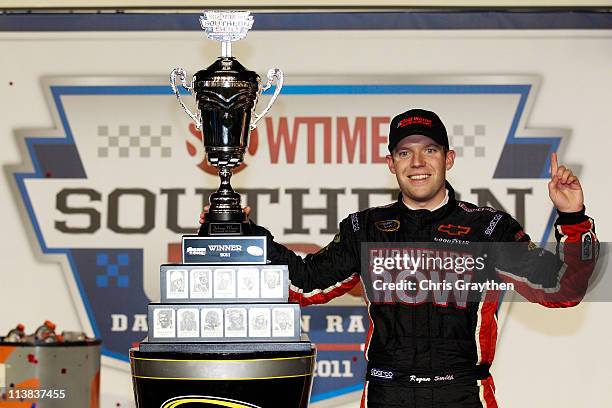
[161,396,261,408]
[375,219,400,232]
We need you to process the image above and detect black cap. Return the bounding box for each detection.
[388,109,449,153]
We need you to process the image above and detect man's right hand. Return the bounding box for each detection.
[199,206,252,224]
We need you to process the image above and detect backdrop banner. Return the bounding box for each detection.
[2,11,611,407]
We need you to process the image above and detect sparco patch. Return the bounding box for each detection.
[370,368,394,380]
[485,213,503,236]
[351,213,360,232]
[375,220,400,232]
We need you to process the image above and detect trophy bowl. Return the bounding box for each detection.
[194,57,259,169]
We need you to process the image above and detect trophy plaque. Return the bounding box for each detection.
[130,11,314,408]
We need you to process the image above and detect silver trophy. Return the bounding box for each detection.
[170,10,283,235]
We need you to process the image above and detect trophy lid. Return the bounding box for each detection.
[200,10,254,58]
[200,10,253,43]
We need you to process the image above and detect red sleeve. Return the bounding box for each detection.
[495,208,598,308]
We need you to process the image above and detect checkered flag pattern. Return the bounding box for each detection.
[449,124,486,158]
[97,125,173,158]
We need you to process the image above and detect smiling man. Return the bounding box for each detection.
[385,110,456,211]
[200,108,598,408]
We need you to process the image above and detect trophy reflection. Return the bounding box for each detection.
[171,10,283,236]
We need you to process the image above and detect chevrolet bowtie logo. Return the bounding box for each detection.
[437,224,471,236]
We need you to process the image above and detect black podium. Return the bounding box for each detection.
[131,342,314,408]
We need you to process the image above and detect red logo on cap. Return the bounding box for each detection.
[398,116,433,128]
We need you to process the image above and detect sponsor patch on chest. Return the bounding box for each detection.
[437,224,471,236]
[375,219,400,232]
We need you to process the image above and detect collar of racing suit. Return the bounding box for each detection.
[394,180,458,227]
[405,189,449,211]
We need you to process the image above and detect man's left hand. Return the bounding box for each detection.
[548,152,584,213]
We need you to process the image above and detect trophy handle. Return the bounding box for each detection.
[170,68,202,129]
[250,68,284,130]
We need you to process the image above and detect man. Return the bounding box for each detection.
[200,109,597,407]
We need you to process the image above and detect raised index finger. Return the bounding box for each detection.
[550,152,559,175]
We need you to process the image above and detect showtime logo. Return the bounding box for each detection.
[185,116,392,174]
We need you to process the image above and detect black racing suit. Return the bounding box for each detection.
[251,182,597,407]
